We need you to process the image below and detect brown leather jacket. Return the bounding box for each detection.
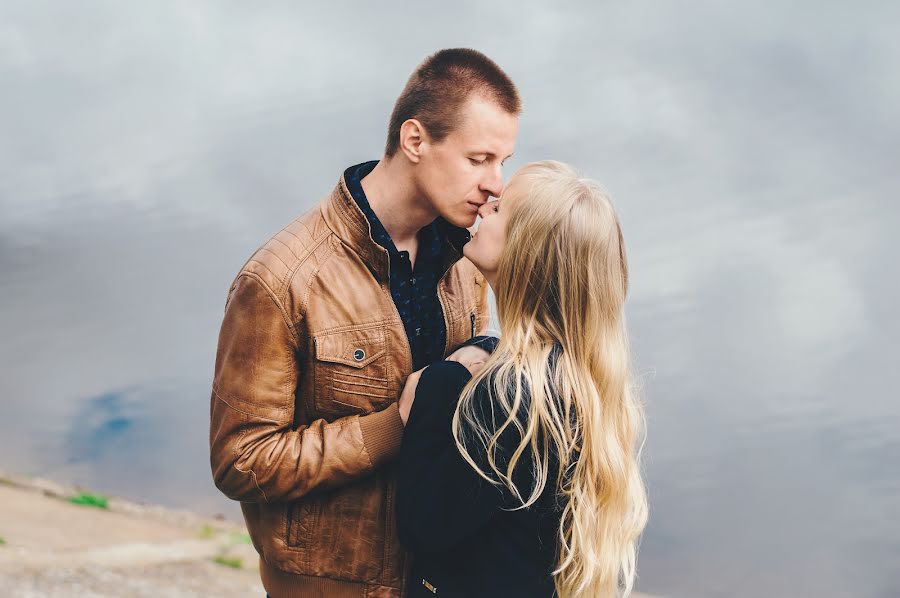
[209,171,490,598]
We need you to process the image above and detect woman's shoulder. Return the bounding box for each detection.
[408,361,474,426]
[419,360,473,391]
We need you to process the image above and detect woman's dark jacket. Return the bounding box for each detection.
[397,347,565,598]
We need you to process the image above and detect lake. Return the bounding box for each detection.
[1,2,898,596]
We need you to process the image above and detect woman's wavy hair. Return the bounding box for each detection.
[452,161,649,597]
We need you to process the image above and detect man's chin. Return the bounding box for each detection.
[450,213,478,229]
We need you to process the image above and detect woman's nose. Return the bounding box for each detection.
[478,201,496,219]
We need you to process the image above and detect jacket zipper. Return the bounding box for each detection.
[437,279,452,357]
[470,312,476,338]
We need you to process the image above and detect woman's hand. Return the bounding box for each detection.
[399,367,425,426]
[446,345,490,376]
[399,347,489,426]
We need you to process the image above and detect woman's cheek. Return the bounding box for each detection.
[463,236,479,263]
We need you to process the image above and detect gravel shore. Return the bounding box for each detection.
[0,471,661,597]
[0,472,262,597]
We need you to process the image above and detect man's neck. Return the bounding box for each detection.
[360,157,438,248]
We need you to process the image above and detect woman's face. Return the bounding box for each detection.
[463,197,510,287]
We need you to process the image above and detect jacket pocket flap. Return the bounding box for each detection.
[314,328,386,369]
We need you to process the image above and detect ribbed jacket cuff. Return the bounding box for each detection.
[359,402,404,467]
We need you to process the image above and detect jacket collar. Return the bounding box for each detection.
[320,169,472,282]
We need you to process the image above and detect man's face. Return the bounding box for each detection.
[415,96,518,228]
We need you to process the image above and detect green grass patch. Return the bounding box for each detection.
[212,555,242,569]
[197,524,216,539]
[228,531,252,545]
[0,535,6,545]
[67,492,109,509]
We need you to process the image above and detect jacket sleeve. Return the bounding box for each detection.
[453,335,500,354]
[209,273,404,504]
[396,361,506,553]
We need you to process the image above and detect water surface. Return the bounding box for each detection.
[2,3,898,596]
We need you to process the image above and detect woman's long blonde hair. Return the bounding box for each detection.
[452,161,648,597]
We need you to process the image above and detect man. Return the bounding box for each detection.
[210,48,520,597]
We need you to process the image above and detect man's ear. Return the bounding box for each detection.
[399,119,427,164]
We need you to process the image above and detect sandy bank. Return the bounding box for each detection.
[0,471,661,597]
[0,471,261,597]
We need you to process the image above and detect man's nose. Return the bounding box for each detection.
[480,164,504,199]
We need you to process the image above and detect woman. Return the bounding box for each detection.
[396,161,649,598]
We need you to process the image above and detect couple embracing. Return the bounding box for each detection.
[210,48,647,598]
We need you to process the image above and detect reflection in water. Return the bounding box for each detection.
[1,2,898,597]
[64,390,137,464]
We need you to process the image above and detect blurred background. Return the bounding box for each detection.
[2,2,898,596]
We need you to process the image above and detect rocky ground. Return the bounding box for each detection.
[0,471,661,597]
[0,472,262,597]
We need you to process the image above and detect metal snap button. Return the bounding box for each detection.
[353,349,366,362]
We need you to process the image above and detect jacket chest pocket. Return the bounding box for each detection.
[312,327,393,417]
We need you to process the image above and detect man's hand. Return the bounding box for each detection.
[399,368,425,426]
[446,345,490,376]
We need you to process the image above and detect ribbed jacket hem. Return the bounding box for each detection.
[261,559,369,598]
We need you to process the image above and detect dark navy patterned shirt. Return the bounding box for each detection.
[345,161,448,371]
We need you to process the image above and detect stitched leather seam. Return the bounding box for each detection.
[298,218,317,242]
[281,226,305,246]
[298,233,338,318]
[330,399,367,413]
[272,232,302,261]
[280,232,331,305]
[212,385,287,421]
[332,386,392,399]
[239,271,300,344]
[332,369,388,383]
[333,373,389,387]
[334,181,368,237]
[256,246,291,271]
[314,320,391,335]
[234,412,269,503]
[317,355,385,369]
[245,259,280,286]
[297,416,355,437]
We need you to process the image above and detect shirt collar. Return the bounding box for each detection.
[344,160,468,261]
